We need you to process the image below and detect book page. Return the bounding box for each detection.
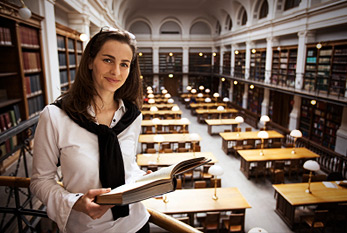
[136,165,174,182]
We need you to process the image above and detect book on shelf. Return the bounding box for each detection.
[95,157,210,205]
[0,26,12,45]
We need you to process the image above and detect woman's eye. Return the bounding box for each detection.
[121,63,129,68]
[103,59,112,63]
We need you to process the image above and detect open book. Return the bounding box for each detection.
[95,157,210,205]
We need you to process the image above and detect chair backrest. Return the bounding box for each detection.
[193,145,201,152]
[210,178,221,188]
[271,141,282,148]
[234,127,241,132]
[163,148,173,153]
[273,170,285,184]
[224,129,231,132]
[312,174,327,182]
[313,210,329,223]
[177,148,189,153]
[203,212,220,230]
[146,148,157,153]
[245,127,252,132]
[194,180,207,189]
[327,172,344,181]
[273,161,285,170]
[228,213,244,229]
[147,165,158,172]
[176,178,182,189]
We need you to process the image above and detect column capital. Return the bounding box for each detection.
[152,46,159,50]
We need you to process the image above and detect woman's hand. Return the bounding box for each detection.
[72,188,114,220]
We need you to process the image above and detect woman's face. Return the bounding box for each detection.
[88,39,133,96]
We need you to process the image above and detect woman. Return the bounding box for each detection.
[30,27,150,232]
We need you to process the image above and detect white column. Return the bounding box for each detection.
[296,31,315,89]
[229,80,233,102]
[218,78,222,95]
[219,46,225,74]
[68,13,90,49]
[261,88,270,116]
[39,0,60,103]
[245,41,253,80]
[288,95,302,130]
[182,75,189,93]
[231,44,237,77]
[242,85,248,109]
[265,37,277,84]
[152,46,159,92]
[182,46,189,73]
[336,107,347,156]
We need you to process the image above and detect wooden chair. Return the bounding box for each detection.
[300,209,329,232]
[147,165,158,172]
[145,126,153,134]
[177,148,189,153]
[176,178,182,189]
[163,148,173,153]
[222,213,244,233]
[273,170,284,184]
[201,212,221,233]
[251,161,267,181]
[271,141,282,148]
[194,180,207,189]
[146,148,157,153]
[192,144,201,152]
[224,129,231,132]
[233,127,241,132]
[245,127,252,132]
[269,161,285,182]
[312,174,327,182]
[210,178,221,188]
[199,165,213,181]
[160,142,171,153]
[182,170,194,186]
[243,139,255,150]
[285,159,301,179]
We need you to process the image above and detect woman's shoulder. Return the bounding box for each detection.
[39,104,68,122]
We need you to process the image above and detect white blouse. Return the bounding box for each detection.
[30,100,150,233]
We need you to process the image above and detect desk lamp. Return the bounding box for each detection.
[181,117,189,134]
[167,98,174,104]
[208,165,224,200]
[217,106,225,119]
[171,106,180,119]
[257,131,269,156]
[190,133,200,157]
[147,93,154,99]
[186,86,192,91]
[150,106,158,112]
[235,116,244,136]
[162,89,168,94]
[199,85,205,92]
[154,135,164,162]
[191,89,197,94]
[205,97,211,103]
[205,88,211,94]
[213,92,220,102]
[260,115,270,130]
[164,93,171,99]
[152,118,161,134]
[290,129,302,154]
[184,98,190,103]
[223,97,229,102]
[303,160,320,194]
[197,93,203,98]
[147,89,153,94]
[148,99,155,104]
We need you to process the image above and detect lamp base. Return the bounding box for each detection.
[260,151,264,156]
[212,195,218,200]
[305,189,312,194]
[291,150,296,154]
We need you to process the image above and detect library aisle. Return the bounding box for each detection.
[147,97,294,233]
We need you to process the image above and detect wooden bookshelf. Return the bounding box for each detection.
[299,98,342,150]
[159,53,183,73]
[56,23,83,92]
[0,2,47,157]
[249,49,266,82]
[247,86,263,115]
[232,82,244,107]
[304,41,347,97]
[138,52,153,74]
[234,50,245,78]
[223,51,231,75]
[271,46,297,87]
[189,52,210,73]
[213,52,220,73]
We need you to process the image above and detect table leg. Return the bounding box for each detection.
[275,192,296,230]
[222,139,229,154]
[208,125,212,135]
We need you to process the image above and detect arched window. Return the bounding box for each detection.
[284,0,301,11]
[225,15,232,31]
[190,22,211,34]
[160,21,181,34]
[215,21,221,35]
[259,0,268,19]
[129,21,151,34]
[241,9,247,25]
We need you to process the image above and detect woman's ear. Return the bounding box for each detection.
[88,58,93,70]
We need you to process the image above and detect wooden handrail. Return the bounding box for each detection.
[0,176,202,232]
[147,208,202,233]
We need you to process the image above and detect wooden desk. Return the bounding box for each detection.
[141,119,190,134]
[137,152,217,167]
[189,103,227,115]
[219,130,284,154]
[142,103,177,110]
[142,187,251,226]
[195,109,238,122]
[238,148,320,178]
[273,182,347,229]
[141,110,182,119]
[205,119,239,135]
[138,133,201,152]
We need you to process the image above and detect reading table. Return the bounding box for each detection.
[205,119,239,135]
[137,152,217,168]
[195,108,238,122]
[142,187,251,226]
[237,147,320,178]
[141,119,190,134]
[273,182,347,229]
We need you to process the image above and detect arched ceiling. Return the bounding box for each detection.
[118,0,247,28]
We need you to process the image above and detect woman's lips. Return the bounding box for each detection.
[105,77,119,83]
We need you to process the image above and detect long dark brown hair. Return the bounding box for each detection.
[59,28,143,122]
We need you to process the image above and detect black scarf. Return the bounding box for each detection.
[53,99,141,220]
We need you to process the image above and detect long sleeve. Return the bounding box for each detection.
[30,107,82,232]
